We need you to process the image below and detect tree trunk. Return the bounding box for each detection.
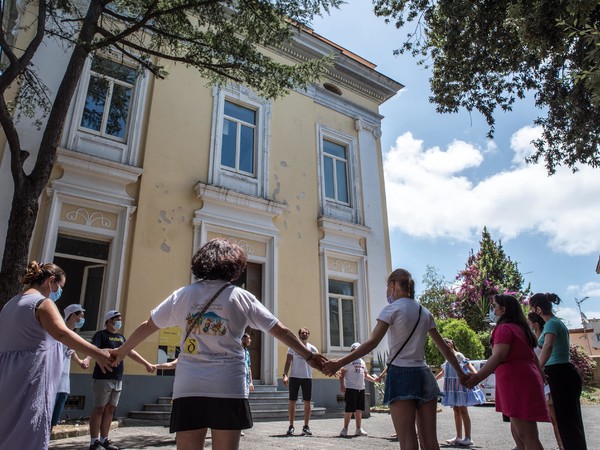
[0,182,39,307]
[0,0,105,309]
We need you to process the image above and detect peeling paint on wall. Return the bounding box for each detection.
[161,241,171,253]
[159,210,172,224]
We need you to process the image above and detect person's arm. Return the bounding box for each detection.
[434,366,445,380]
[282,353,293,387]
[375,366,387,382]
[36,299,112,372]
[339,368,347,393]
[429,328,469,385]
[538,332,556,368]
[128,349,156,373]
[322,320,389,376]
[111,316,160,366]
[464,362,477,374]
[464,343,510,388]
[364,371,377,383]
[72,352,89,369]
[248,358,254,391]
[153,358,178,371]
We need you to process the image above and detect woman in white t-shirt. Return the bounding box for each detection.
[112,238,325,450]
[323,268,467,450]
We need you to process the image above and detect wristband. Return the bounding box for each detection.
[304,352,314,361]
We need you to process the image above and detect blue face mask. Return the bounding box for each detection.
[49,284,62,302]
[75,318,85,329]
[113,320,122,330]
[387,296,395,304]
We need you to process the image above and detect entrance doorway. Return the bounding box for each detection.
[53,234,109,332]
[234,262,263,379]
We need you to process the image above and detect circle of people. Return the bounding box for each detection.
[0,238,588,450]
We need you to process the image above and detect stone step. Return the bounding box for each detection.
[129,406,327,422]
[129,385,327,422]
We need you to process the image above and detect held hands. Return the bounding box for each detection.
[321,359,342,376]
[146,363,156,374]
[96,349,113,374]
[462,372,480,389]
[307,352,329,371]
[78,359,90,369]
[108,348,127,367]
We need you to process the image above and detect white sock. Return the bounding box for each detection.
[91,438,99,445]
[100,436,108,443]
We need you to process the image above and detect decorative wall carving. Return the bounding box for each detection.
[65,208,112,228]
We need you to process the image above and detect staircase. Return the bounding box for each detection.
[129,382,327,423]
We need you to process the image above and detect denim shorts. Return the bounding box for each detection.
[383,365,440,408]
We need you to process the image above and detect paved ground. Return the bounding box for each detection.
[50,404,599,449]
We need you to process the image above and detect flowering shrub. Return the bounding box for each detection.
[570,344,597,387]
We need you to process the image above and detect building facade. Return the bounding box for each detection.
[0,11,401,416]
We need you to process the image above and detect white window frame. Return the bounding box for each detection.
[221,100,257,176]
[316,125,361,223]
[62,52,149,166]
[327,278,357,351]
[209,85,271,198]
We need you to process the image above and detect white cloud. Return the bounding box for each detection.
[384,129,600,255]
[510,125,542,165]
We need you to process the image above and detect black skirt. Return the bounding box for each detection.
[170,396,253,433]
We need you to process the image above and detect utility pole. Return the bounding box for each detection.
[575,296,593,354]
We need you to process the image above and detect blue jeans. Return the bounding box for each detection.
[51,392,69,426]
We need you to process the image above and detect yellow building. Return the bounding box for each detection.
[0,13,401,415]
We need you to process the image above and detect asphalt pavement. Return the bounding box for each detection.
[50,404,599,449]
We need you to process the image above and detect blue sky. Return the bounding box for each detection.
[312,3,600,330]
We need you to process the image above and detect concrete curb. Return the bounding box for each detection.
[50,420,120,441]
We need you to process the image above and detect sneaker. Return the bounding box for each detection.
[240,431,245,436]
[339,427,348,437]
[446,437,461,444]
[458,437,473,446]
[302,425,312,436]
[355,428,368,436]
[100,439,119,450]
[89,441,104,450]
[286,425,294,436]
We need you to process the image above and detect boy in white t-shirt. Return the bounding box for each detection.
[339,342,377,437]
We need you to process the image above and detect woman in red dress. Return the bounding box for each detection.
[465,294,549,450]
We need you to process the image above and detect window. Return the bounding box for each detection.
[316,125,360,223]
[221,101,256,175]
[323,140,349,203]
[80,58,136,141]
[63,54,149,165]
[53,234,109,332]
[209,86,271,198]
[328,279,356,349]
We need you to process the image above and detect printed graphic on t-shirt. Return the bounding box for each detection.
[183,310,229,355]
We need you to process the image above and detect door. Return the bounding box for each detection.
[234,262,263,379]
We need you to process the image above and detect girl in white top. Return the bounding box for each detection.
[113,238,326,450]
[323,268,467,450]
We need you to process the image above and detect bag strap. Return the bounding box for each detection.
[183,282,230,342]
[387,304,422,368]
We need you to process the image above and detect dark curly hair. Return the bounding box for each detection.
[529,292,561,315]
[20,261,65,286]
[191,238,247,281]
[494,294,538,348]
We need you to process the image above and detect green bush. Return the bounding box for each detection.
[426,318,485,367]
